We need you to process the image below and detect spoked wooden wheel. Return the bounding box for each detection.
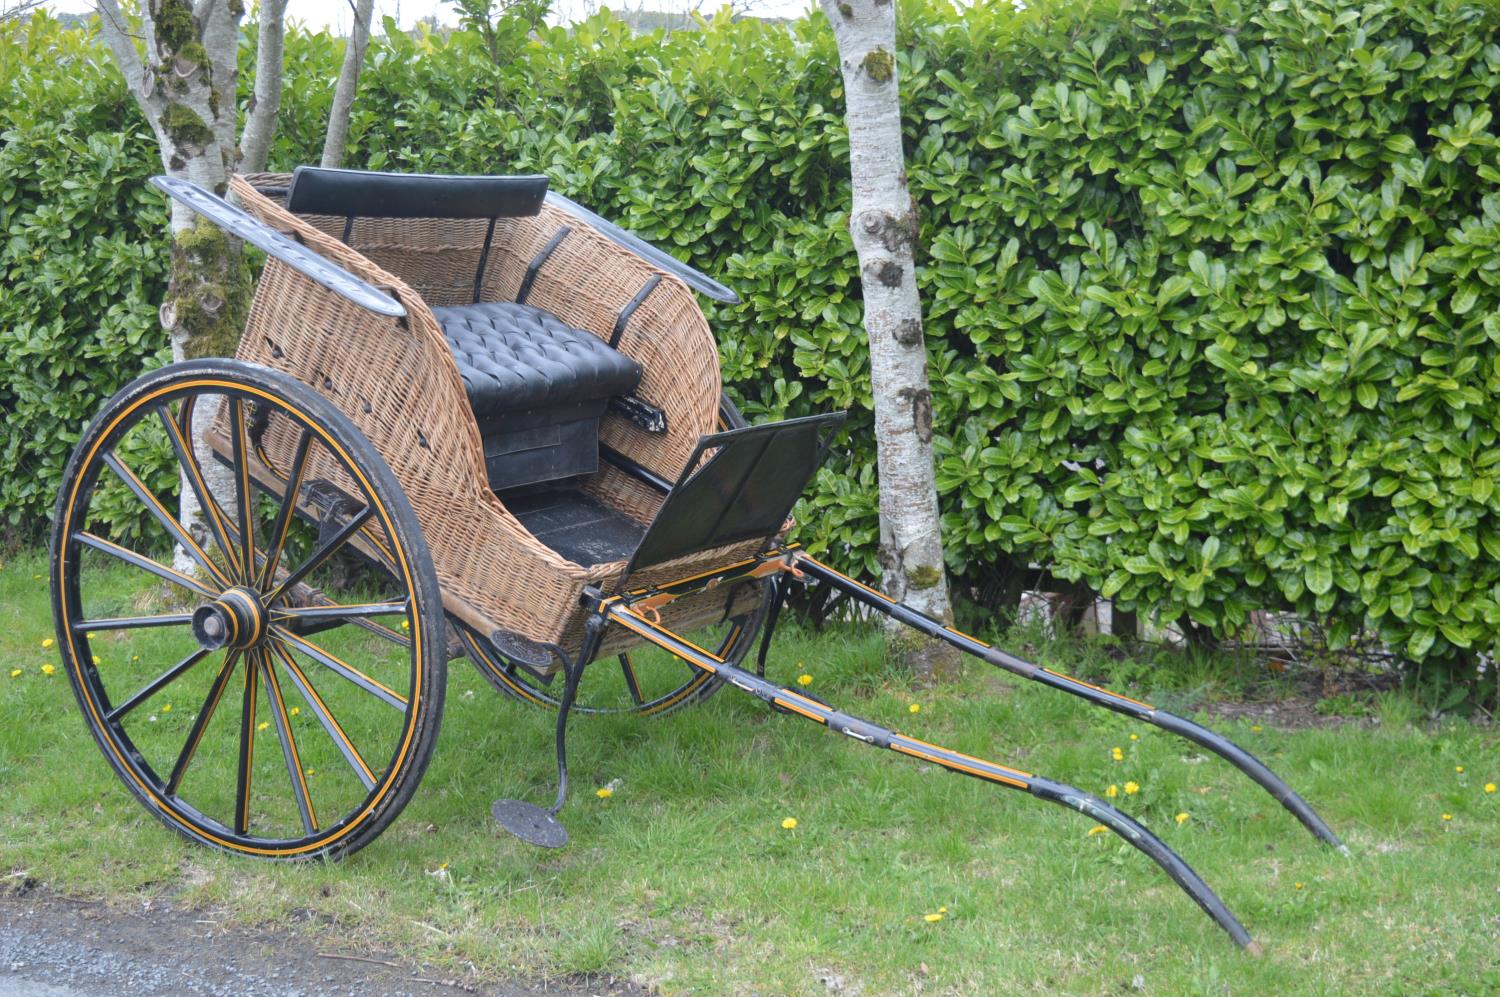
[462,393,770,716]
[50,360,445,860]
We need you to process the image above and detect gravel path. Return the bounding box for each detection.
[0,889,645,997]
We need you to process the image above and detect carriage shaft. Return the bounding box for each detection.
[599,598,1258,951]
[790,553,1347,853]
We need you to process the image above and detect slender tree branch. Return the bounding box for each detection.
[320,0,375,169]
[240,0,288,172]
[93,0,153,106]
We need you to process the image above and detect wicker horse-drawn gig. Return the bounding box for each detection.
[49,167,1345,950]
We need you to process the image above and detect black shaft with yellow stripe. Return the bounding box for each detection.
[794,554,1347,855]
[604,601,1258,952]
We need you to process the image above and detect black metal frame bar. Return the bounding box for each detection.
[515,226,571,305]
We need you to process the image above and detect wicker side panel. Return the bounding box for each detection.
[229,177,600,645]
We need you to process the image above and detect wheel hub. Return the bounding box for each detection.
[192,586,267,651]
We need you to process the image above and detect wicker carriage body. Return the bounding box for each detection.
[227,174,765,661]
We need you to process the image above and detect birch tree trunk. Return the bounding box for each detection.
[95,0,285,569]
[240,0,288,173]
[818,0,958,680]
[320,0,376,169]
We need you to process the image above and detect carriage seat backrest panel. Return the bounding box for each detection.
[285,166,549,220]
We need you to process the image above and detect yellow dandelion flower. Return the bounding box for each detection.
[400,620,410,630]
[908,703,920,714]
[781,817,798,830]
[1105,784,1118,798]
[290,706,300,716]
[132,655,139,662]
[1087,825,1109,836]
[595,787,613,798]
[257,721,269,732]
[1111,747,1124,761]
[1174,812,1190,825]
[1124,781,1139,795]
[1294,882,1304,890]
[939,907,947,913]
[41,664,56,676]
[1129,734,1139,741]
[1485,783,1496,794]
[1441,813,1452,822]
[91,656,101,666]
[41,638,54,649]
[797,674,813,686]
[439,862,449,870]
[923,913,943,923]
[305,768,315,776]
[8,668,21,678]
[162,704,171,712]
[1455,766,1464,774]
[1250,724,1263,732]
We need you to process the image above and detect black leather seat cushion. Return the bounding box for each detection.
[432,302,642,420]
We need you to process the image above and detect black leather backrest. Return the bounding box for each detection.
[286,166,549,220]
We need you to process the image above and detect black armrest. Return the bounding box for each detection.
[150,176,407,319]
[544,192,741,305]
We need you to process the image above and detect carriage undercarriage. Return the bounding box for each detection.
[49,168,1345,952]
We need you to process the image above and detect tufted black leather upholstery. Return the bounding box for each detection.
[432,302,642,419]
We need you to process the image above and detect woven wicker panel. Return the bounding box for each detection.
[228,175,742,655]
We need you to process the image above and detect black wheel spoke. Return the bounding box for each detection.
[158,403,243,579]
[229,399,257,585]
[619,654,645,705]
[101,452,232,589]
[166,651,241,797]
[273,601,409,622]
[234,650,258,836]
[270,641,377,791]
[273,628,408,710]
[257,428,313,589]
[58,362,442,859]
[258,650,317,835]
[106,648,212,722]
[265,505,373,604]
[73,613,194,633]
[73,532,219,599]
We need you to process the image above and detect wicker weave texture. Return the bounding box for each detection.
[228,174,754,655]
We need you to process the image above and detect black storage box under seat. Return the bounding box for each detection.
[431,301,643,490]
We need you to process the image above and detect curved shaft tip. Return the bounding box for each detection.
[1030,775,1257,950]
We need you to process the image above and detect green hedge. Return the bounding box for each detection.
[5,0,1500,677]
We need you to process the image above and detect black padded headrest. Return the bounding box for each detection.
[286,166,549,220]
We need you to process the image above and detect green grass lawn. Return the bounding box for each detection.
[1,546,1496,995]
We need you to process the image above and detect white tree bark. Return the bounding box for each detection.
[240,0,288,173]
[320,0,376,169]
[818,0,954,644]
[95,0,285,572]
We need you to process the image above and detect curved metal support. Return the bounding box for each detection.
[604,601,1259,951]
[795,555,1347,855]
[544,192,740,304]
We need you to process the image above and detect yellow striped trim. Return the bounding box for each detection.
[61,377,423,856]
